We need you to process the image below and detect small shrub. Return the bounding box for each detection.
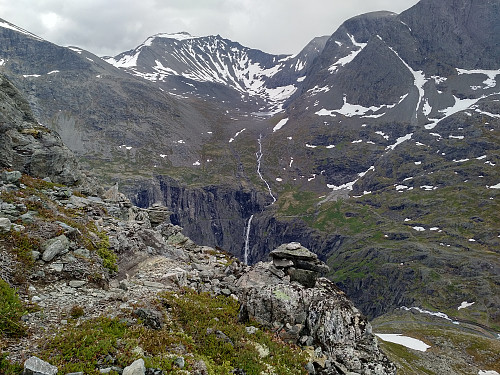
[69,305,84,319]
[96,231,117,273]
[0,278,27,338]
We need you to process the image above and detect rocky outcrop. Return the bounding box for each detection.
[237,244,396,375]
[0,74,88,187]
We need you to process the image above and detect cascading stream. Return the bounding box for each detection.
[256,134,277,204]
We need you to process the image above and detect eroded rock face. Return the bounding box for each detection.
[237,246,396,375]
[0,74,87,187]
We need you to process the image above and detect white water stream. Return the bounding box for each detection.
[256,134,277,204]
[243,214,254,264]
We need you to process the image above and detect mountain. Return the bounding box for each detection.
[0,0,499,345]
[104,32,328,114]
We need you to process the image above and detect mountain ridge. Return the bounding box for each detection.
[0,0,498,358]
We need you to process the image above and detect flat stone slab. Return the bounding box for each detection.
[270,242,318,261]
[24,356,58,375]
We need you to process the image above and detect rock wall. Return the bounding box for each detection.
[0,74,88,188]
[124,175,345,264]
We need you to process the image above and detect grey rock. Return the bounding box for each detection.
[1,170,22,184]
[123,358,145,375]
[237,262,396,375]
[42,235,70,262]
[55,221,78,234]
[73,248,91,259]
[20,211,37,224]
[270,243,318,261]
[0,217,11,232]
[273,258,294,268]
[68,280,86,288]
[245,326,258,334]
[174,357,185,369]
[135,308,163,330]
[23,356,58,375]
[287,268,318,288]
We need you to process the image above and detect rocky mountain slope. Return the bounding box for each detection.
[0,74,398,374]
[0,0,498,354]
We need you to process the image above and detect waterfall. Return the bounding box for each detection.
[256,134,277,204]
[243,214,254,264]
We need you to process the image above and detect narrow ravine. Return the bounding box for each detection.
[243,214,254,264]
[256,134,277,204]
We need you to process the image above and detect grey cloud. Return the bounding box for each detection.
[0,0,419,56]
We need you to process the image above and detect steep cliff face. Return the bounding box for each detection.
[123,175,345,264]
[0,74,86,187]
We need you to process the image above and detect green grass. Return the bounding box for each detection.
[0,279,27,338]
[161,289,308,375]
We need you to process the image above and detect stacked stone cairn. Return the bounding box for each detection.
[269,242,330,288]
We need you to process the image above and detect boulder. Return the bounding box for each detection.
[1,170,22,184]
[23,356,58,375]
[42,235,70,262]
[0,217,11,233]
[270,242,318,261]
[236,261,396,375]
[123,358,146,375]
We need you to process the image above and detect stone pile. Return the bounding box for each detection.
[269,242,330,288]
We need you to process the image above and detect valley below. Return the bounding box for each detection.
[0,0,499,373]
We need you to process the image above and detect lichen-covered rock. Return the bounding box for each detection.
[236,258,396,375]
[23,356,58,375]
[42,234,70,262]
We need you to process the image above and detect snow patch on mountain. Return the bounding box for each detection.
[273,118,289,132]
[375,334,431,352]
[0,20,43,41]
[456,68,500,89]
[328,34,367,73]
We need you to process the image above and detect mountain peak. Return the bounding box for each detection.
[0,18,43,41]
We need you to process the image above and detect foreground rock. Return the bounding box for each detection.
[237,249,396,375]
[23,356,58,375]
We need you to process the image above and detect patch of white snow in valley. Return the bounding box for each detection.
[229,128,246,143]
[456,68,500,89]
[276,178,282,182]
[327,166,374,191]
[0,59,5,66]
[425,95,484,130]
[47,70,60,75]
[273,118,288,132]
[474,108,500,118]
[401,306,459,324]
[488,183,500,189]
[316,94,406,118]
[192,160,201,166]
[23,74,41,78]
[375,334,430,352]
[326,145,335,149]
[412,226,425,232]
[297,76,306,82]
[478,371,500,375]
[375,131,389,140]
[386,133,413,151]
[305,144,317,149]
[307,85,331,96]
[458,301,475,310]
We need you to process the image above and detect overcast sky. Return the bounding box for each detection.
[0,0,419,56]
